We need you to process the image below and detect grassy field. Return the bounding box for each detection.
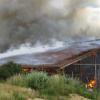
[0,72,100,100]
[0,83,91,100]
[5,71,100,100]
[0,83,37,100]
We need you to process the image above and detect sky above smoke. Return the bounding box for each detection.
[0,0,100,52]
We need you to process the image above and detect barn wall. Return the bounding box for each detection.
[64,51,100,88]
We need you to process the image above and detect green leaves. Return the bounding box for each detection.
[0,62,21,80]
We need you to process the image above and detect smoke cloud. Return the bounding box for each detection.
[0,0,100,52]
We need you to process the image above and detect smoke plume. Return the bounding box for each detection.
[0,0,100,52]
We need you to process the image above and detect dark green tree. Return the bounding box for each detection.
[0,62,21,80]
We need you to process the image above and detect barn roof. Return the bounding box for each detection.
[0,39,100,68]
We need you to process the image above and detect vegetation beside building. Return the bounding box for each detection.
[0,62,21,80]
[0,62,99,100]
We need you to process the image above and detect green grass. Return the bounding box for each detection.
[0,60,99,100]
[7,71,49,89]
[40,75,79,96]
[6,71,100,100]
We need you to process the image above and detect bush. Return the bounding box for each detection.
[7,73,81,96]
[0,62,21,80]
[64,77,81,93]
[41,75,68,96]
[7,71,100,100]
[41,75,81,96]
[7,71,49,90]
[26,72,49,90]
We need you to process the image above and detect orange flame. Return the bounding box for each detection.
[86,80,96,89]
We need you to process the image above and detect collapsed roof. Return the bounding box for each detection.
[0,40,100,69]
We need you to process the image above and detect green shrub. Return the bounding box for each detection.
[7,71,49,90]
[41,75,81,96]
[92,89,100,100]
[64,77,81,93]
[7,71,99,100]
[7,73,83,96]
[26,71,49,90]
[41,75,67,96]
[0,62,21,80]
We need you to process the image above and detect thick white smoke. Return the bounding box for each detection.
[0,40,65,59]
[0,0,100,53]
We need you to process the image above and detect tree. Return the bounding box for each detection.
[0,62,21,80]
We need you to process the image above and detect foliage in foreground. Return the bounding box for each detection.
[7,71,49,89]
[0,83,37,100]
[7,71,100,100]
[0,62,21,80]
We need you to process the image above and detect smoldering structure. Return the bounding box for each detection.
[0,0,100,88]
[0,40,100,88]
[0,0,100,52]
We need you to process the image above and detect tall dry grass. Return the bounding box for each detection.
[0,83,37,100]
[6,71,100,100]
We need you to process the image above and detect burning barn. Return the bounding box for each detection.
[0,40,100,88]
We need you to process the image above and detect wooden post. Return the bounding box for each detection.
[94,55,97,88]
[92,52,97,88]
[72,71,74,78]
[62,68,65,76]
[42,65,44,72]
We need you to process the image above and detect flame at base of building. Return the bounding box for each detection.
[86,79,96,89]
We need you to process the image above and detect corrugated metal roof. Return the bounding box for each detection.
[0,40,100,67]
